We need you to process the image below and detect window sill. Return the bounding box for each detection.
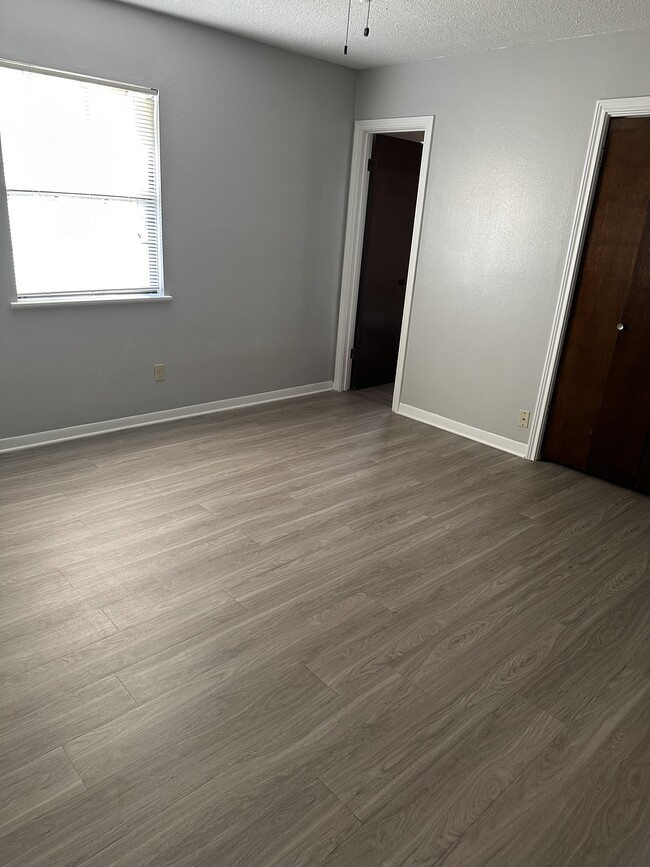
[10,294,173,309]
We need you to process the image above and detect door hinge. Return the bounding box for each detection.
[367,158,374,173]
[350,347,355,359]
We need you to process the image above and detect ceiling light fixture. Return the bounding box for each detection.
[344,0,372,56]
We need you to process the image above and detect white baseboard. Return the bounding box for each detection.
[0,381,334,453]
[398,403,529,459]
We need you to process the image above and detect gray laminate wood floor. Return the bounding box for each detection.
[1,391,648,866]
[353,383,394,406]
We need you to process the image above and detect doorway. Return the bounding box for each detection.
[334,116,434,412]
[350,133,423,401]
[541,115,650,493]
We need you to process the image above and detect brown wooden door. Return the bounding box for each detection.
[350,134,422,390]
[542,117,650,493]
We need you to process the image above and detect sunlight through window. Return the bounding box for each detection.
[0,63,163,301]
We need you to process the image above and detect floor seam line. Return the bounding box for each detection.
[61,744,89,791]
[114,673,141,707]
[100,607,122,632]
[302,663,342,700]
[317,776,365,824]
[56,567,77,590]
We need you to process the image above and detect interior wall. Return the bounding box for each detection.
[0,0,356,439]
[356,27,650,447]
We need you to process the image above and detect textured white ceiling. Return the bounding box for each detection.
[115,0,650,68]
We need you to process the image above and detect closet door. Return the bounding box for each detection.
[542,117,650,490]
[587,206,650,488]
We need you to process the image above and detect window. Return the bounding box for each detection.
[0,61,165,304]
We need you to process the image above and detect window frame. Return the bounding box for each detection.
[0,58,170,308]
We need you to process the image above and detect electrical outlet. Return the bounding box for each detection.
[154,363,165,382]
[517,409,530,428]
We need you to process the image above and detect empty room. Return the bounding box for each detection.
[1,0,649,864]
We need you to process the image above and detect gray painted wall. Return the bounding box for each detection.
[0,0,356,438]
[356,28,650,445]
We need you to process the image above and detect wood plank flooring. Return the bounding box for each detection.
[0,391,648,866]
[353,383,394,406]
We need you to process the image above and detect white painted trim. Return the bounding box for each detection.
[10,295,173,309]
[527,95,650,461]
[333,122,373,393]
[0,56,157,94]
[398,403,528,459]
[334,115,434,415]
[0,381,333,453]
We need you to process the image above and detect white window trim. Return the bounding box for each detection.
[10,294,172,309]
[1,58,168,308]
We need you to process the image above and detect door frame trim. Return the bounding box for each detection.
[527,95,650,460]
[333,115,434,411]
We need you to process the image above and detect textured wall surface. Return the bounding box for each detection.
[356,28,650,444]
[0,0,356,438]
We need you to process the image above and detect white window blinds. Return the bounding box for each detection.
[0,62,163,300]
